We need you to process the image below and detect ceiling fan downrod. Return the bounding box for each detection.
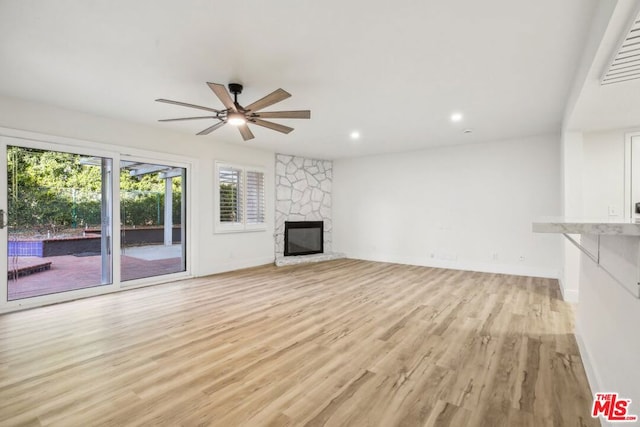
[228,83,243,109]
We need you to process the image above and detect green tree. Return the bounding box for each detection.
[7,146,184,231]
[219,183,239,222]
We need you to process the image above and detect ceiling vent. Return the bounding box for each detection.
[601,10,640,86]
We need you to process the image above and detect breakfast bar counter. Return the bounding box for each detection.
[533,217,640,298]
[532,216,640,236]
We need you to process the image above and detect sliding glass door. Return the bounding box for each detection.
[0,136,190,307]
[120,160,186,281]
[5,145,112,300]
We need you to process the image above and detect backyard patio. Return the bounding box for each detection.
[8,244,183,300]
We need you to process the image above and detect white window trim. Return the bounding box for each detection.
[214,161,266,233]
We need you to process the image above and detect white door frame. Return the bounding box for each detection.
[0,128,194,313]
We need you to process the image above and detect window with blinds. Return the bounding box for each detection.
[245,171,265,224]
[218,166,243,223]
[215,162,266,232]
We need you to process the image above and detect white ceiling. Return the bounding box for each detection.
[567,0,640,133]
[0,0,599,159]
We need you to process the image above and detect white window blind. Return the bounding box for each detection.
[246,170,265,224]
[218,166,243,223]
[215,162,266,232]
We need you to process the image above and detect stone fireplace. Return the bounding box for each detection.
[275,154,341,265]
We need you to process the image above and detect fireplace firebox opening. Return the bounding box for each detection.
[284,221,324,256]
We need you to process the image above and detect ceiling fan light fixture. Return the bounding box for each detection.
[450,112,463,122]
[157,82,310,141]
[227,112,246,126]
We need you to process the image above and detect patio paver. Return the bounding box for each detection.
[8,251,183,300]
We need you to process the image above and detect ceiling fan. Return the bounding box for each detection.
[156,82,310,141]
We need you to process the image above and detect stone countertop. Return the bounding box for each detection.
[532,217,640,236]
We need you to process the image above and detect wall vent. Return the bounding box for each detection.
[602,11,640,86]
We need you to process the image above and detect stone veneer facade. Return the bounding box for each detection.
[275,154,332,258]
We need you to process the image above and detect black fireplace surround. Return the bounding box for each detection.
[284,221,324,256]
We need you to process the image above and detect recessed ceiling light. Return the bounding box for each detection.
[450,112,463,122]
[350,131,361,139]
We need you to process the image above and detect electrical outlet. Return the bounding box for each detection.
[519,255,525,262]
[608,205,617,216]
[492,252,498,261]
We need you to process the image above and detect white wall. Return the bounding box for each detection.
[0,95,276,278]
[559,128,635,302]
[582,129,627,218]
[566,128,640,416]
[333,134,561,278]
[560,131,584,302]
[576,235,640,414]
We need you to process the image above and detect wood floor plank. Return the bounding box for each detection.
[0,260,598,426]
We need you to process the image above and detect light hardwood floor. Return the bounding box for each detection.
[0,259,597,426]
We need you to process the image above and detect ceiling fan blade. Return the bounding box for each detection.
[254,110,311,119]
[159,116,218,122]
[207,82,237,112]
[244,88,291,112]
[251,118,294,134]
[156,99,221,113]
[197,121,226,135]
[238,124,255,141]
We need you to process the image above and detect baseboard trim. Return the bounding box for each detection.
[345,253,559,279]
[575,324,602,393]
[575,323,605,426]
[557,275,579,303]
[557,265,580,304]
[561,286,579,303]
[198,256,275,276]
